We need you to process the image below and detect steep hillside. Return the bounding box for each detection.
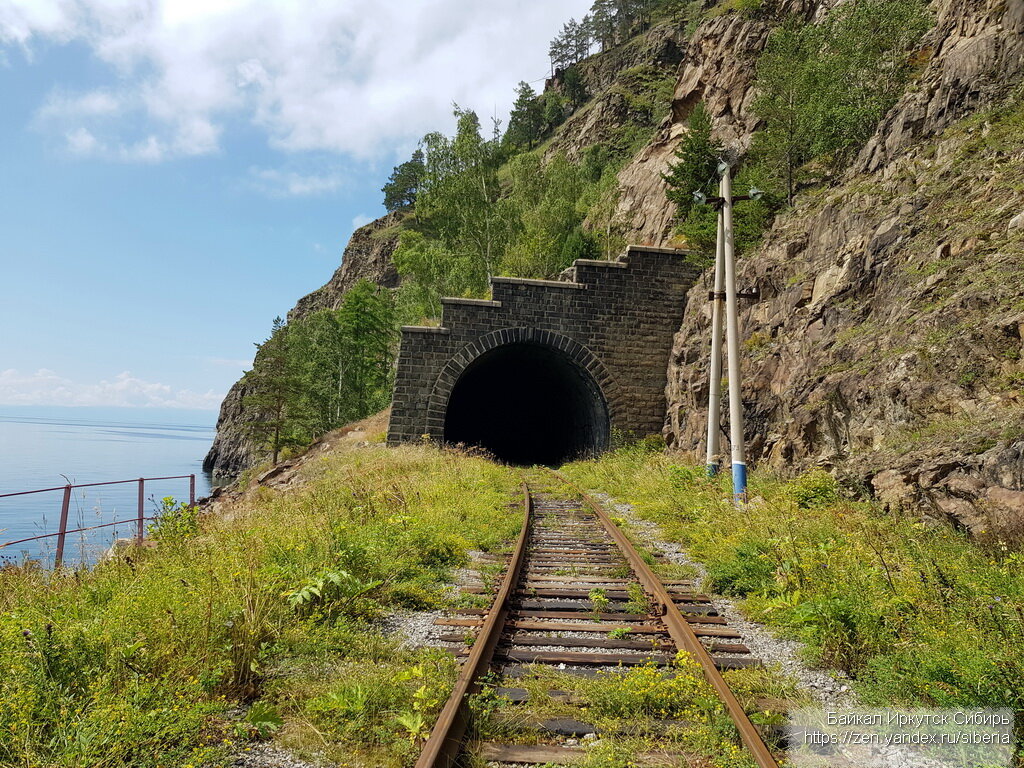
[204,0,1024,537]
[660,0,1024,533]
[203,213,403,476]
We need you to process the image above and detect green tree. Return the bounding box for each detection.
[662,103,778,259]
[750,0,931,202]
[335,281,397,419]
[542,91,566,131]
[589,0,617,50]
[749,18,821,204]
[505,81,544,149]
[662,102,723,220]
[571,16,592,61]
[563,65,588,108]
[397,107,510,317]
[549,22,572,71]
[381,149,425,212]
[502,152,587,277]
[243,317,300,464]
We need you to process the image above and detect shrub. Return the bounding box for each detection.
[706,540,776,595]
[789,470,840,509]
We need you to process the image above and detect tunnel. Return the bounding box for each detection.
[442,341,610,466]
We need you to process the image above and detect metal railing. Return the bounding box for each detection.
[0,475,196,567]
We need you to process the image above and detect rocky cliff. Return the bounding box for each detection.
[202,212,403,477]
[654,0,1024,534]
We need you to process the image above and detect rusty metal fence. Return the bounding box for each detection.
[0,475,196,567]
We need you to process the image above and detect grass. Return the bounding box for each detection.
[561,446,1024,714]
[468,653,799,768]
[0,443,521,767]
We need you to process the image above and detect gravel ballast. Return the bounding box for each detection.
[593,493,858,710]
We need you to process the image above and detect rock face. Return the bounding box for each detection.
[202,377,255,478]
[656,0,1024,534]
[616,0,834,247]
[547,21,687,163]
[202,212,404,477]
[287,211,403,323]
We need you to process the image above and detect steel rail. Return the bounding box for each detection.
[414,482,532,768]
[549,469,779,768]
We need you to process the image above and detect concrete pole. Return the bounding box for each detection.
[721,165,747,504]
[705,206,726,476]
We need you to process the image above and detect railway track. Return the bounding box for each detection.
[414,471,780,768]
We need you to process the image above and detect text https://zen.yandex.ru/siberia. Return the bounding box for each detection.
[786,707,1015,767]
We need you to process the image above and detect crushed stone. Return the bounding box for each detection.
[231,744,333,768]
[593,492,859,710]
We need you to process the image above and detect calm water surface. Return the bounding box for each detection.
[0,406,216,565]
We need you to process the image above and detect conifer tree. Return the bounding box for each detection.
[662,102,723,220]
[563,66,588,108]
[382,148,425,212]
[243,317,299,464]
[504,81,544,149]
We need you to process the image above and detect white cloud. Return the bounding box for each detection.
[351,213,373,229]
[248,166,344,197]
[8,0,591,162]
[0,368,222,410]
[65,126,100,154]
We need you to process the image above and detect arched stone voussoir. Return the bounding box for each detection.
[425,327,623,434]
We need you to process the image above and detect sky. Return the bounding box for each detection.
[0,0,592,412]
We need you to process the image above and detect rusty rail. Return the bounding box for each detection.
[551,469,779,768]
[0,474,196,568]
[413,482,532,768]
[417,473,780,768]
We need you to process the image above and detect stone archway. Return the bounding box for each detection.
[387,247,700,458]
[427,328,615,465]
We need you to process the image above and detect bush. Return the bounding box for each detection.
[789,470,840,509]
[706,540,776,595]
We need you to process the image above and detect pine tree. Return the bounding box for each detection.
[563,66,588,109]
[382,148,425,212]
[242,317,299,464]
[589,0,617,50]
[574,15,593,61]
[504,81,543,149]
[662,102,723,219]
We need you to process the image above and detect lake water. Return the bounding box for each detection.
[0,406,216,566]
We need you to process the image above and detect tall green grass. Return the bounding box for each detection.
[563,447,1024,711]
[0,445,520,767]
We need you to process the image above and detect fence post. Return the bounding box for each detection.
[54,484,72,568]
[189,474,196,508]
[137,478,145,543]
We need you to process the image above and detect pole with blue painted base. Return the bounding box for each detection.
[705,206,726,477]
[720,163,748,505]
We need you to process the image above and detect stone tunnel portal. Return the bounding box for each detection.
[443,342,610,466]
[387,247,700,462]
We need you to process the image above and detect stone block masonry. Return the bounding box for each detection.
[387,246,700,459]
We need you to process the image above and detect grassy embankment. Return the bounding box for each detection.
[0,443,521,768]
[5,438,1022,767]
[562,445,1024,714]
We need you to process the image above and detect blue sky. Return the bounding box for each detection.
[0,0,591,411]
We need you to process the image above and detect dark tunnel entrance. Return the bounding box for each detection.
[442,342,610,466]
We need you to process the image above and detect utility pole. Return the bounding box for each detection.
[705,207,726,477]
[721,163,747,504]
